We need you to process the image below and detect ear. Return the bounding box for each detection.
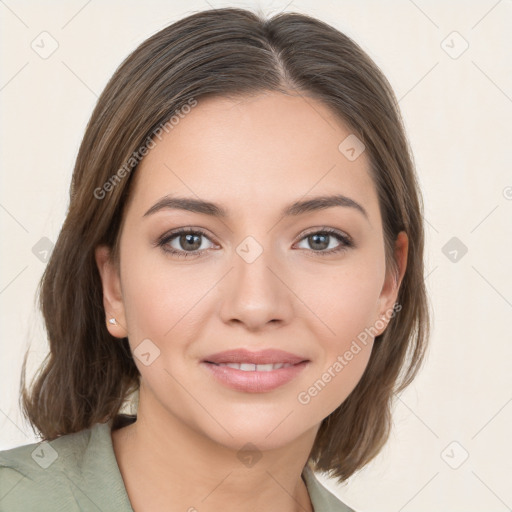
[374,231,408,335]
[95,245,128,338]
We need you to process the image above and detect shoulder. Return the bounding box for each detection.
[0,423,118,512]
[302,463,357,512]
[0,424,94,469]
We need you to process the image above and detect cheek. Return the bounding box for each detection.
[299,253,385,342]
[295,256,383,405]
[120,243,213,346]
[299,285,377,415]
[119,242,172,339]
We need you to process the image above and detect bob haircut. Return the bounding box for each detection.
[20,7,430,484]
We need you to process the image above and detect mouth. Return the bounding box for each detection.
[206,362,298,371]
[200,349,310,393]
[202,348,309,366]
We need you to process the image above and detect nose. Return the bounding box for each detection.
[218,241,294,331]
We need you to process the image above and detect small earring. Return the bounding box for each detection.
[108,318,117,325]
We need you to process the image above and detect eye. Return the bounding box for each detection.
[156,226,354,259]
[157,228,216,258]
[295,228,354,256]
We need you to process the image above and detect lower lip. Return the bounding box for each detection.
[201,361,309,393]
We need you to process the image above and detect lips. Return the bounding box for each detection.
[214,362,294,371]
[203,348,308,366]
[201,348,311,392]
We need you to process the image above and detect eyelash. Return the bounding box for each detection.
[156,227,354,259]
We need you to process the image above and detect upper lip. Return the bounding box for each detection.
[203,349,308,365]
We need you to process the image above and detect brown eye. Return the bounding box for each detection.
[157,228,215,258]
[176,233,202,251]
[295,228,353,256]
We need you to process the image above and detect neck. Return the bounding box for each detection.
[111,396,318,512]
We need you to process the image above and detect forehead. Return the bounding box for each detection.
[127,91,379,224]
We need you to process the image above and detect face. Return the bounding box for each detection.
[96,91,407,451]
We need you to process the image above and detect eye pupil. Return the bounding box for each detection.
[309,233,329,250]
[181,233,201,250]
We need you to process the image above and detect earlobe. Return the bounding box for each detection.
[94,245,128,338]
[375,231,408,335]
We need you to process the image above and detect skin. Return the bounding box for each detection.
[95,91,408,512]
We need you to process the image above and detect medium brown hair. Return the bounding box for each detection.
[20,7,430,483]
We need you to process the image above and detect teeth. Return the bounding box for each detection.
[216,362,294,371]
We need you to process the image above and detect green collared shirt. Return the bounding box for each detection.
[0,420,355,511]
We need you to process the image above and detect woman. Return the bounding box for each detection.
[0,7,430,512]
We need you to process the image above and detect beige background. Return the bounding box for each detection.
[1,1,511,511]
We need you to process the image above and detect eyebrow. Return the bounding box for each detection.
[143,193,369,221]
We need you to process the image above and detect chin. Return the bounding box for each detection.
[192,413,313,452]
